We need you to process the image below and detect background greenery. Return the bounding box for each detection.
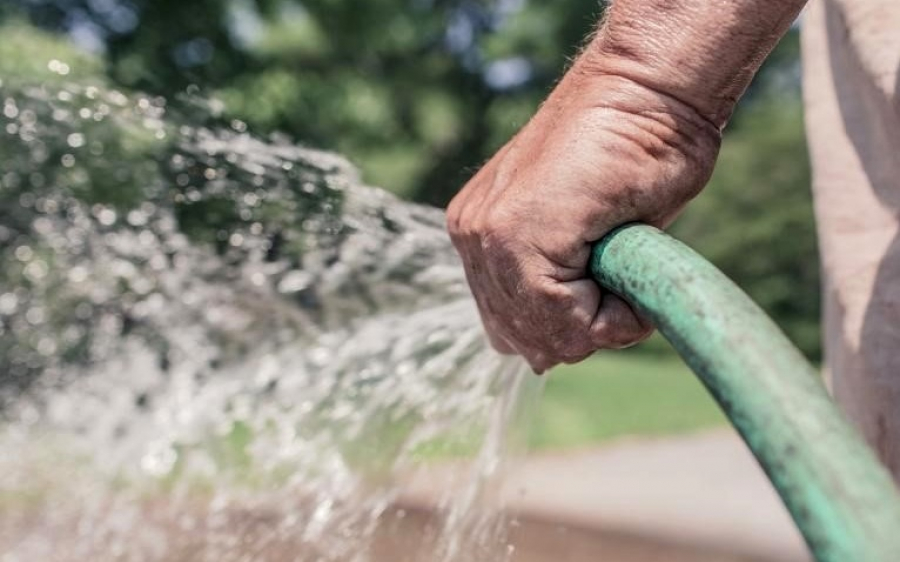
[535,347,726,449]
[2,2,817,444]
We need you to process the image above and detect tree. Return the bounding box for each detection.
[2,0,607,202]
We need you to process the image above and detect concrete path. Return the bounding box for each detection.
[401,429,811,562]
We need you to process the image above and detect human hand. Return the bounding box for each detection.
[447,70,721,373]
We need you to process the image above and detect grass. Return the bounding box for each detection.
[530,345,728,450]
[406,339,731,458]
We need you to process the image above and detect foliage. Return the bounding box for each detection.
[534,350,726,449]
[0,22,104,85]
[2,0,605,202]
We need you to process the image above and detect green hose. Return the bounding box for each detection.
[590,224,900,562]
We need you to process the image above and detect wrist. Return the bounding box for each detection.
[575,0,805,128]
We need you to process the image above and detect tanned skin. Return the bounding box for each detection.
[447,0,808,372]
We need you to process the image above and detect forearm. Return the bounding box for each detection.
[579,0,808,128]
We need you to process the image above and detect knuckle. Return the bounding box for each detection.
[637,322,655,339]
[605,326,654,350]
[551,327,592,353]
[609,330,638,348]
[528,324,591,365]
[625,325,655,347]
[560,351,593,365]
[554,341,594,364]
[445,198,465,236]
[591,320,618,349]
[524,351,553,375]
[608,336,640,350]
[480,225,512,254]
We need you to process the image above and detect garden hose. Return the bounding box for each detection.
[590,223,900,562]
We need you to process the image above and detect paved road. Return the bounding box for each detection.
[401,429,811,562]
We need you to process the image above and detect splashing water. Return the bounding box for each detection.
[0,69,538,560]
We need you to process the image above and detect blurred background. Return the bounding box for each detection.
[0,0,817,451]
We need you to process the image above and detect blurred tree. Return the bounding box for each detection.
[1,0,604,201]
[1,0,801,203]
[0,0,248,89]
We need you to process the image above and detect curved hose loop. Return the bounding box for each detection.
[590,224,900,562]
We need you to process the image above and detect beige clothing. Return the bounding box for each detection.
[802,0,900,475]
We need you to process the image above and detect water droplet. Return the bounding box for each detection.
[141,441,178,477]
[14,245,34,262]
[126,210,148,226]
[19,110,36,126]
[66,133,85,148]
[24,260,48,281]
[0,293,18,315]
[47,59,70,76]
[3,100,18,119]
[97,208,117,226]
[277,271,313,294]
[36,338,56,356]
[74,302,93,320]
[25,306,45,325]
[68,266,88,283]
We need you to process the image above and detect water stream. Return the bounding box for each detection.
[0,73,538,561]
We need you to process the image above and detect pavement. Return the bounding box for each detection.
[400,429,811,562]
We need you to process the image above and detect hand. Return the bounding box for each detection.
[447,70,721,373]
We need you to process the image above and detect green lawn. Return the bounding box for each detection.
[531,347,727,450]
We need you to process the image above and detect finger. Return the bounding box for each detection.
[589,293,655,349]
[454,227,519,356]
[465,272,517,355]
[516,278,599,365]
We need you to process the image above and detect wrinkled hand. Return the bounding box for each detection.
[447,71,721,373]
